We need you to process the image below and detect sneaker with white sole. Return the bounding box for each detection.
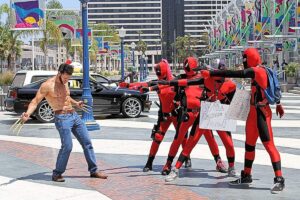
[229,170,252,185]
[165,168,179,182]
[228,167,236,177]
[270,176,285,194]
[216,159,227,173]
[184,158,192,170]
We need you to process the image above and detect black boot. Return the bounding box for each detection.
[161,161,172,175]
[143,156,154,172]
[271,176,285,194]
[184,157,192,169]
[229,170,252,185]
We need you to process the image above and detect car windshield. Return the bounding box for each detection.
[91,74,109,83]
[24,78,47,88]
[31,75,53,83]
[69,77,108,90]
[11,73,26,87]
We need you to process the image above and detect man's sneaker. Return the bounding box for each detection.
[52,174,65,182]
[216,159,227,173]
[229,170,252,185]
[165,168,179,182]
[161,163,171,175]
[228,167,236,177]
[271,176,285,194]
[184,158,192,170]
[143,164,152,172]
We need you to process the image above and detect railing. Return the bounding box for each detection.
[276,70,286,84]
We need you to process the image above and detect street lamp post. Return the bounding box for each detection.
[79,0,100,131]
[119,27,126,80]
[131,42,136,71]
[140,55,145,81]
[144,56,148,80]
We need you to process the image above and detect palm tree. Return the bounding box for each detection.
[0,3,23,71]
[40,20,62,70]
[173,35,197,67]
[0,3,9,20]
[39,0,63,70]
[6,29,23,71]
[91,22,120,71]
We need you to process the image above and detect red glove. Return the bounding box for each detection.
[119,82,129,88]
[276,104,284,118]
[201,70,210,79]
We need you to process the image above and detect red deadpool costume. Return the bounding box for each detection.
[162,63,237,182]
[161,57,226,175]
[201,48,285,193]
[120,59,190,172]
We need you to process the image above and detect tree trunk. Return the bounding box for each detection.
[11,54,16,72]
[7,54,12,71]
[44,48,48,71]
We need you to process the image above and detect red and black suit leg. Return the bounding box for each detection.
[257,106,282,177]
[144,116,173,170]
[175,114,206,169]
[217,130,235,168]
[203,130,221,164]
[162,112,198,175]
[244,106,259,175]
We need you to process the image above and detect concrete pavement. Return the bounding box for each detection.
[0,91,299,199]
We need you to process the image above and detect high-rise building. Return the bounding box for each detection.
[88,0,162,66]
[161,0,184,62]
[87,0,229,66]
[184,0,228,49]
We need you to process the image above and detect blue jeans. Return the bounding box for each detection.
[53,112,98,176]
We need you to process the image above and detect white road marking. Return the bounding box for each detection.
[0,175,111,200]
[144,114,300,128]
[0,135,299,170]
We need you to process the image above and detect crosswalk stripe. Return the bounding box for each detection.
[0,135,298,170]
[145,114,300,127]
[96,119,300,149]
[149,107,300,114]
[0,175,111,200]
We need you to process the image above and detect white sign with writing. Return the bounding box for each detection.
[200,101,237,132]
[226,89,251,121]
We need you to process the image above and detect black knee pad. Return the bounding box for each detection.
[245,143,255,152]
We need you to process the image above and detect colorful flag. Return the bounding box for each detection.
[94,37,103,52]
[274,0,285,35]
[10,0,45,30]
[287,0,296,33]
[254,0,262,40]
[72,28,92,46]
[51,16,76,39]
[261,0,272,37]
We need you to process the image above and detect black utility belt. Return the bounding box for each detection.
[162,112,172,117]
[250,102,269,107]
[187,108,200,113]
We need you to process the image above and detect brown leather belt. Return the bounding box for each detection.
[54,109,75,115]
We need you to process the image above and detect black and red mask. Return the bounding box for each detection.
[155,60,173,80]
[183,57,198,76]
[243,48,262,68]
[155,65,163,77]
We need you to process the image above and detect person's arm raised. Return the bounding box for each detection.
[22,82,49,122]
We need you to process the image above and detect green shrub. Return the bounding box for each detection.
[285,62,300,77]
[0,71,14,86]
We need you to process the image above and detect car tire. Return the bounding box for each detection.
[30,116,37,120]
[36,100,54,123]
[121,97,142,118]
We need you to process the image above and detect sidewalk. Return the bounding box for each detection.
[0,140,207,200]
